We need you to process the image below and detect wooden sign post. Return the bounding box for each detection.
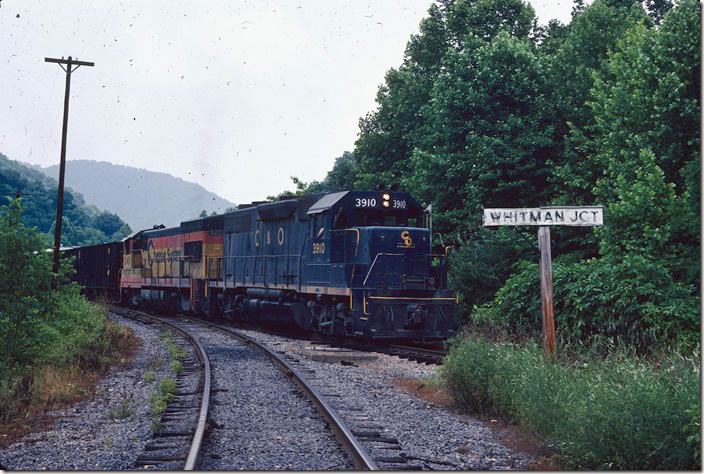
[482,206,604,358]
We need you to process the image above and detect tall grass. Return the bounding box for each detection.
[441,335,700,470]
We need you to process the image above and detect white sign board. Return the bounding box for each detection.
[482,206,604,227]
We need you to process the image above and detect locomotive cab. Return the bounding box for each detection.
[305,191,455,340]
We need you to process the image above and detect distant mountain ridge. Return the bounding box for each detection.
[40,160,236,231]
[0,153,132,246]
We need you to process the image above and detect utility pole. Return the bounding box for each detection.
[45,56,94,278]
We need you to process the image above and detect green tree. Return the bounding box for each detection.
[355,0,538,191]
[92,211,129,238]
[586,0,698,284]
[408,32,556,236]
[549,0,651,204]
[354,3,450,189]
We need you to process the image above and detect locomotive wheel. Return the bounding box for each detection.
[199,298,211,318]
[318,305,343,336]
[234,295,246,320]
[223,295,235,321]
[213,292,225,317]
[179,293,191,312]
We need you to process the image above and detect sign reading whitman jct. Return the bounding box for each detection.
[482,206,604,227]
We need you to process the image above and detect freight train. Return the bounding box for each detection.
[63,190,456,341]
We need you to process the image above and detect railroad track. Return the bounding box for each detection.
[111,307,381,469]
[110,306,210,470]
[308,333,449,366]
[383,344,448,365]
[179,316,380,470]
[233,325,456,469]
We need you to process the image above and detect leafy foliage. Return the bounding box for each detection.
[0,199,131,421]
[408,31,557,235]
[0,154,132,246]
[474,254,698,352]
[441,336,700,469]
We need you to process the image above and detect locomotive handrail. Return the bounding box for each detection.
[362,252,450,289]
[209,254,302,288]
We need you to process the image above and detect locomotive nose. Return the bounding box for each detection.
[368,227,429,255]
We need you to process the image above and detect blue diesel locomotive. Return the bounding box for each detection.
[69,190,456,341]
[210,190,456,340]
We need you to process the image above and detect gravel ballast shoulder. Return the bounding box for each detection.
[0,313,176,470]
[1,313,532,471]
[236,327,534,470]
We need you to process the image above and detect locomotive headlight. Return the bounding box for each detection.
[383,200,390,207]
[382,193,390,200]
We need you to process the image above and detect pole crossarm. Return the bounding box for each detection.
[45,57,95,68]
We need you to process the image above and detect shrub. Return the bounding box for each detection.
[441,335,701,469]
[448,227,532,317]
[472,254,699,353]
[0,199,135,423]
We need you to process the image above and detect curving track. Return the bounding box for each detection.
[113,307,378,470]
[179,316,379,470]
[110,307,210,470]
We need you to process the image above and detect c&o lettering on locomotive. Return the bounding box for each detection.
[398,230,415,249]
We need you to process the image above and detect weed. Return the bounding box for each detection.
[110,399,136,420]
[148,375,178,433]
[143,371,156,383]
[171,360,182,375]
[159,376,177,397]
[161,333,187,361]
[145,354,163,370]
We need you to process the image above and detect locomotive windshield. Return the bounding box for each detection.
[333,209,421,229]
[309,191,426,230]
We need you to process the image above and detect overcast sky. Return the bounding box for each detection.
[1,0,575,205]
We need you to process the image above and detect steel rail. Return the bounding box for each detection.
[181,316,379,471]
[109,307,210,471]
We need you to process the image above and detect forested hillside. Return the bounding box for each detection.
[0,154,131,246]
[41,160,236,231]
[295,0,700,350]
